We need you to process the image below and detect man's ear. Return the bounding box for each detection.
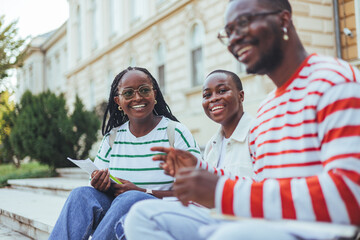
[239,90,245,103]
[279,9,292,29]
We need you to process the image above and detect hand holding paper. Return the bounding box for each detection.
[67,157,122,184]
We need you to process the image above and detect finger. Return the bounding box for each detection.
[152,154,167,162]
[176,167,196,176]
[91,170,106,188]
[99,170,110,191]
[151,146,172,153]
[174,188,191,206]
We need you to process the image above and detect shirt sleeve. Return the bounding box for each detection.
[215,82,360,225]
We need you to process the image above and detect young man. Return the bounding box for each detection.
[125,0,360,239]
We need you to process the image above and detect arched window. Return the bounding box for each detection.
[190,23,204,86]
[156,42,166,94]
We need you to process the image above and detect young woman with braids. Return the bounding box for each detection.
[49,67,202,240]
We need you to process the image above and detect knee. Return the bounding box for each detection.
[112,190,154,206]
[124,200,153,227]
[68,186,94,200]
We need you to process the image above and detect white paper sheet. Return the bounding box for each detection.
[67,157,98,175]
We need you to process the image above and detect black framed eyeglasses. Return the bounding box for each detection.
[217,10,282,46]
[118,85,154,100]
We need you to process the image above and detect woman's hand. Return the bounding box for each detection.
[111,178,143,197]
[91,169,111,192]
[173,168,219,208]
[151,147,198,177]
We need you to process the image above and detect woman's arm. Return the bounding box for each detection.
[111,178,173,198]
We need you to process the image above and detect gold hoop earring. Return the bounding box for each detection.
[283,27,289,41]
[154,100,157,105]
[118,106,123,111]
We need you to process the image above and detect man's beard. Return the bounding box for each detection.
[246,28,284,75]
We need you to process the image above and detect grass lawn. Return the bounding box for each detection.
[0,162,57,188]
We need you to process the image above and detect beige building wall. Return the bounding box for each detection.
[338,0,358,60]
[17,0,359,149]
[16,24,67,101]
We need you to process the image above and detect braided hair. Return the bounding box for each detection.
[102,66,179,135]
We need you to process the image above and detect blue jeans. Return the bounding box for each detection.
[49,186,156,240]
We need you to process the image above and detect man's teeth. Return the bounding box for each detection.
[211,106,224,111]
[132,104,145,109]
[236,46,252,59]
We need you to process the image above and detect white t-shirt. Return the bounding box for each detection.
[94,116,202,190]
[217,137,230,169]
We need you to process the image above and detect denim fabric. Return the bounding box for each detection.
[124,200,217,240]
[49,186,155,240]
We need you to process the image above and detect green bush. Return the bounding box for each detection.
[9,91,100,170]
[0,161,56,188]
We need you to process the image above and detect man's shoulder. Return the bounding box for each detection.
[302,54,358,85]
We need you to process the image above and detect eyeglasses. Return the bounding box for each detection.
[217,10,282,46]
[118,85,154,100]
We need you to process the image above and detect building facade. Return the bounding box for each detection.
[16,0,359,148]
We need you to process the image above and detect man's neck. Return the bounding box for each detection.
[268,43,308,88]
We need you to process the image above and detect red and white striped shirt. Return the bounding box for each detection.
[211,54,360,225]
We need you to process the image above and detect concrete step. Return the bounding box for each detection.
[8,177,89,197]
[0,188,67,240]
[1,176,90,239]
[0,223,32,240]
[56,167,90,179]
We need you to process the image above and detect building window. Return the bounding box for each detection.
[130,0,145,22]
[109,0,116,36]
[91,0,99,50]
[107,69,114,96]
[190,23,204,86]
[76,6,82,59]
[129,57,136,67]
[156,42,166,94]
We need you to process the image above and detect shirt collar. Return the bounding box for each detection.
[211,112,254,145]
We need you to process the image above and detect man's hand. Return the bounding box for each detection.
[91,169,111,192]
[173,168,219,208]
[151,147,198,176]
[111,178,142,197]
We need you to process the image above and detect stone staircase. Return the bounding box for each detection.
[0,168,89,239]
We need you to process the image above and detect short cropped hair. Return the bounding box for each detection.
[207,69,243,91]
[230,0,292,13]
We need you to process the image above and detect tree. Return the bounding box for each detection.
[10,91,100,169]
[71,95,100,160]
[0,15,27,83]
[0,90,18,165]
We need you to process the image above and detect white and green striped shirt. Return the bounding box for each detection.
[94,117,202,190]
